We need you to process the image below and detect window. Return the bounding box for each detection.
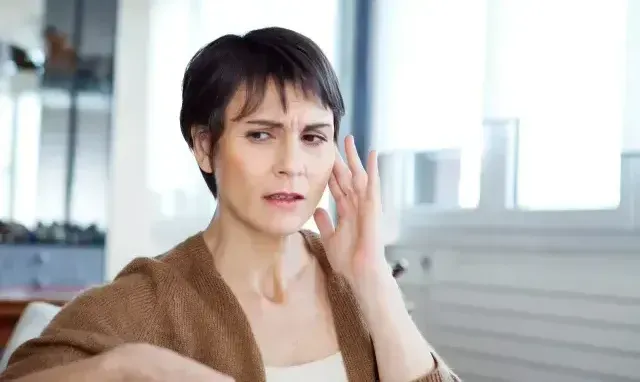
[372,0,628,214]
[486,0,628,210]
[371,0,487,211]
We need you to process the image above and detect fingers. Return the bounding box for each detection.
[328,173,350,218]
[366,150,380,203]
[333,145,353,196]
[344,135,367,198]
[313,207,335,240]
[328,172,343,201]
[329,135,380,212]
[332,145,359,212]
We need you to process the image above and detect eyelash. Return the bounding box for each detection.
[246,131,328,146]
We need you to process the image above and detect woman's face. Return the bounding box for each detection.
[195,81,335,236]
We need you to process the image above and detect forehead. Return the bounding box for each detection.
[226,80,332,120]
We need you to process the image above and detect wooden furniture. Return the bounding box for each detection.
[0,289,80,350]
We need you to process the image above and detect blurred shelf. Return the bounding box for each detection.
[2,72,112,112]
[40,87,111,111]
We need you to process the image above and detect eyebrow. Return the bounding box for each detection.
[246,119,332,131]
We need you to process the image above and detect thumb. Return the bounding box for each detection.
[313,207,335,241]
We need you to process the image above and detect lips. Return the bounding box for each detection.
[264,192,304,201]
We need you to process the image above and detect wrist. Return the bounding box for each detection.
[351,265,406,318]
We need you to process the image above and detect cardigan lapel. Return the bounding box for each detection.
[301,230,378,381]
[181,233,267,382]
[326,274,379,381]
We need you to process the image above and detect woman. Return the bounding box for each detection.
[0,27,457,382]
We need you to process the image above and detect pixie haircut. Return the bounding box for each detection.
[179,27,345,198]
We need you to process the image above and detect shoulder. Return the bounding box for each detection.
[44,254,175,341]
[1,234,216,379]
[46,233,206,341]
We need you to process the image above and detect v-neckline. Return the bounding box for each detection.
[185,230,377,382]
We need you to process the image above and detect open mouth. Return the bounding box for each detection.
[263,192,305,205]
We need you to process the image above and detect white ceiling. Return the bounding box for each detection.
[0,0,45,49]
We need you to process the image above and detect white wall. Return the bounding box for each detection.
[106,0,155,279]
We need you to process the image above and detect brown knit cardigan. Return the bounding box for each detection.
[1,231,453,381]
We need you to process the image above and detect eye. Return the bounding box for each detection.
[246,131,272,142]
[302,134,327,146]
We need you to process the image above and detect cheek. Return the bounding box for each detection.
[308,145,334,181]
[217,142,271,191]
[229,152,265,182]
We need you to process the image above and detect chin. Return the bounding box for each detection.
[255,215,309,237]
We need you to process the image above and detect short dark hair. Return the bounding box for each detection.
[179,27,345,198]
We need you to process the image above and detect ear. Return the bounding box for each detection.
[191,125,214,173]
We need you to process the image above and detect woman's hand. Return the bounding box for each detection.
[313,135,388,287]
[314,136,444,381]
[108,343,234,382]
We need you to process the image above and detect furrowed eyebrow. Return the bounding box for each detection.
[245,120,332,131]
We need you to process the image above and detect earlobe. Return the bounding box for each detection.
[197,154,214,174]
[191,125,214,173]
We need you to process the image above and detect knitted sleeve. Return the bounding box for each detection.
[411,353,461,382]
[0,258,166,381]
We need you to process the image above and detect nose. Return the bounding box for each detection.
[274,135,305,177]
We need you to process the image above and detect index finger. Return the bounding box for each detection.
[333,145,353,193]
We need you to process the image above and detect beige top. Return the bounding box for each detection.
[0,231,453,382]
[265,352,349,382]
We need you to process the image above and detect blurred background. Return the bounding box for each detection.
[0,0,639,380]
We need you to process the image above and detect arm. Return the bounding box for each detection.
[10,351,125,382]
[9,343,235,382]
[353,266,458,382]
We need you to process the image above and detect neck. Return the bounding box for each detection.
[202,206,312,303]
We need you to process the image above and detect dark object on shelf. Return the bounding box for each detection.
[9,45,39,71]
[0,220,105,247]
[391,258,409,279]
[0,41,40,78]
[41,25,113,93]
[0,222,33,244]
[42,55,113,93]
[43,26,77,74]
